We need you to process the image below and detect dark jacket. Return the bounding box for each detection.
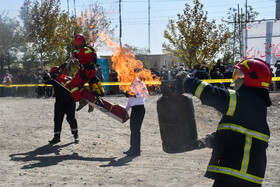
[45,79,74,104]
[183,77,270,187]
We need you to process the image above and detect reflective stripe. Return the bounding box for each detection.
[71,128,78,132]
[85,47,92,54]
[54,131,61,134]
[261,82,269,87]
[109,104,115,112]
[226,90,237,116]
[207,165,263,184]
[242,59,251,70]
[217,123,269,142]
[210,123,268,184]
[241,136,252,173]
[195,82,208,99]
[70,87,79,93]
[64,80,71,87]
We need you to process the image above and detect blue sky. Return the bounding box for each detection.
[1,0,276,55]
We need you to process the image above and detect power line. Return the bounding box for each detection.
[148,0,151,52]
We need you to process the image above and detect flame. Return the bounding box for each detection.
[99,33,160,93]
[77,10,103,44]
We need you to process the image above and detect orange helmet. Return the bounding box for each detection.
[74,33,86,46]
[233,58,272,89]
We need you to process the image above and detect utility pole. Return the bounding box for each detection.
[238,4,242,57]
[233,13,237,63]
[119,0,122,48]
[67,0,69,14]
[148,0,151,53]
[245,0,248,23]
[67,0,71,57]
[74,0,76,17]
[276,0,280,20]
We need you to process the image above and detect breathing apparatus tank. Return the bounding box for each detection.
[157,80,198,153]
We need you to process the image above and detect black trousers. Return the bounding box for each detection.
[130,105,145,151]
[213,180,244,187]
[54,101,78,136]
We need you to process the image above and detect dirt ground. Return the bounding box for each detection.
[1,93,280,187]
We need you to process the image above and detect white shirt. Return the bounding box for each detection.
[125,78,149,111]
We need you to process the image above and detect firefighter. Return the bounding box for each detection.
[69,33,104,112]
[176,58,272,187]
[43,65,79,144]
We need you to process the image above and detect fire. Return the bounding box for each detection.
[99,33,161,93]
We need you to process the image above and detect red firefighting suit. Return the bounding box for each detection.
[69,43,97,102]
[183,77,270,187]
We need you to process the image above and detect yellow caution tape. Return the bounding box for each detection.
[0,77,280,87]
[202,79,232,83]
[0,84,53,87]
[272,77,280,81]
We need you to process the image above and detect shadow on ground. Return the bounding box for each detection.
[9,143,116,169]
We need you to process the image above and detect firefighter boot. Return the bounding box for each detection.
[123,147,133,154]
[88,104,94,113]
[74,134,79,144]
[49,134,61,144]
[76,98,87,111]
[123,147,141,156]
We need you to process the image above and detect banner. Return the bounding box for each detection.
[243,20,280,65]
[97,58,110,92]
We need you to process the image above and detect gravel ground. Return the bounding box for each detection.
[0,93,279,187]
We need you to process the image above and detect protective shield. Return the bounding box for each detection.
[157,81,198,153]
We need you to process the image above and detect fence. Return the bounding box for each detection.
[1,77,280,97]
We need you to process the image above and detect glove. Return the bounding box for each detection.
[65,57,78,64]
[49,72,58,80]
[69,56,78,61]
[175,71,189,94]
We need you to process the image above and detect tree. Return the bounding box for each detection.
[19,0,115,70]
[222,6,259,64]
[20,0,62,68]
[20,44,38,72]
[76,2,115,50]
[0,12,22,70]
[162,0,231,68]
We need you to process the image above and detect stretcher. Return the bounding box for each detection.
[80,88,130,123]
[49,75,130,123]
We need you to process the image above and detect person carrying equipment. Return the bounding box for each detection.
[68,33,104,112]
[43,65,79,144]
[176,58,272,187]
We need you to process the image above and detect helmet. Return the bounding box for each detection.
[74,33,86,46]
[233,58,272,89]
[50,66,59,74]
